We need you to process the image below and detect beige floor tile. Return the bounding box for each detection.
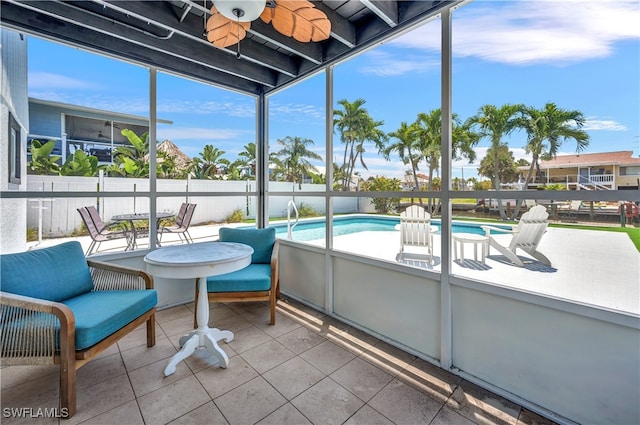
[291,377,364,425]
[128,357,192,397]
[67,374,136,425]
[258,314,303,339]
[76,352,126,390]
[276,326,327,354]
[397,357,461,402]
[330,357,394,402]
[168,401,229,425]
[137,375,210,424]
[255,402,312,425]
[359,340,416,376]
[368,378,443,425]
[240,339,296,374]
[299,340,356,375]
[431,405,477,425]
[121,335,177,372]
[209,304,240,323]
[117,323,163,352]
[516,408,557,425]
[0,372,60,414]
[327,326,378,355]
[77,399,144,425]
[227,325,273,354]
[214,376,287,425]
[262,356,325,400]
[343,405,394,425]
[159,314,197,338]
[447,381,521,425]
[182,342,237,374]
[196,355,259,400]
[155,304,193,323]
[0,365,58,390]
[214,313,255,333]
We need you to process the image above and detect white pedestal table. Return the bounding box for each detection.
[144,242,253,376]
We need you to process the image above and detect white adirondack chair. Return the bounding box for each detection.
[481,205,551,267]
[398,205,436,265]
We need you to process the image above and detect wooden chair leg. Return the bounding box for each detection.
[147,313,156,347]
[59,335,76,418]
[269,291,276,325]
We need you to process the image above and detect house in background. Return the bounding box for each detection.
[28,98,172,166]
[522,150,640,190]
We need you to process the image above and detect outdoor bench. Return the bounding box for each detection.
[0,241,157,419]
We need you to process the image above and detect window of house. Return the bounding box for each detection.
[620,166,640,176]
[8,112,21,185]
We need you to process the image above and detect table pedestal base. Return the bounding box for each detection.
[164,327,234,376]
[164,275,235,376]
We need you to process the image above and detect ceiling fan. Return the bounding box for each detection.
[206,0,331,49]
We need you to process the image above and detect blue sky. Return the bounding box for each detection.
[27,0,639,180]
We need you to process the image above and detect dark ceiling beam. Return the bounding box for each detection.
[359,0,398,27]
[313,2,356,48]
[0,1,266,94]
[97,0,299,77]
[247,20,324,64]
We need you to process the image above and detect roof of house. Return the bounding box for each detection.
[539,151,640,168]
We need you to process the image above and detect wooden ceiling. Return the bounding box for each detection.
[1,1,455,96]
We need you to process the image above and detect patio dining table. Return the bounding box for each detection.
[112,212,174,249]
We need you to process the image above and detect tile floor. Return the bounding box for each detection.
[1,298,556,425]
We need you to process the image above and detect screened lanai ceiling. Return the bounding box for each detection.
[1,0,455,96]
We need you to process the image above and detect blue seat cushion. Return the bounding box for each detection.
[219,227,275,264]
[206,264,271,293]
[0,241,93,302]
[63,290,157,350]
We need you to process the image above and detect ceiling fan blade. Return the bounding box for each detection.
[206,6,251,48]
[261,0,331,43]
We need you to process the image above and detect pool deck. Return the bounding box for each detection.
[25,222,640,316]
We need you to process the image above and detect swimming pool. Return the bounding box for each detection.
[269,215,504,242]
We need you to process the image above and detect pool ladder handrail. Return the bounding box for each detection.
[287,200,299,239]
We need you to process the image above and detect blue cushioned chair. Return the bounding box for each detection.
[197,227,280,325]
[0,241,157,418]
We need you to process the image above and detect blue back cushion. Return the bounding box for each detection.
[0,241,93,301]
[219,227,275,264]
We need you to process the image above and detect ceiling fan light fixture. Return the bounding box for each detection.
[214,0,266,22]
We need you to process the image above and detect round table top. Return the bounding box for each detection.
[113,212,174,220]
[144,241,254,279]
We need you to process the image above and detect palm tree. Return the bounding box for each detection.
[191,145,228,179]
[468,104,522,220]
[237,142,256,177]
[274,136,322,189]
[384,121,424,197]
[412,109,479,213]
[333,98,387,191]
[518,102,589,188]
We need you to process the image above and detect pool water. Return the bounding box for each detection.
[270,215,502,242]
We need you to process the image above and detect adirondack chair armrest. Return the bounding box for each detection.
[481,225,517,236]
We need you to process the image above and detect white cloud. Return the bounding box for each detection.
[29,72,97,90]
[158,100,255,117]
[583,118,628,131]
[359,51,439,76]
[157,126,250,142]
[269,102,325,120]
[390,0,640,66]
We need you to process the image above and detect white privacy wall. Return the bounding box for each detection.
[278,246,640,425]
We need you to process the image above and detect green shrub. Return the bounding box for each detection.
[297,202,319,217]
[226,208,244,223]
